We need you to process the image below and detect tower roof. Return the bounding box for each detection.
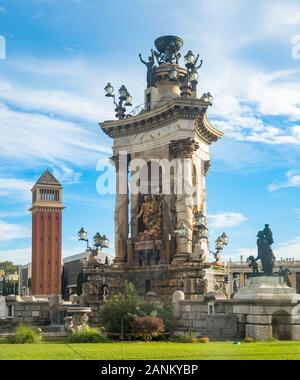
[35,170,61,186]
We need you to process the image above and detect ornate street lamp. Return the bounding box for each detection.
[212,232,229,266]
[78,227,89,249]
[78,228,110,262]
[200,92,213,104]
[174,213,208,244]
[93,232,110,250]
[104,83,133,119]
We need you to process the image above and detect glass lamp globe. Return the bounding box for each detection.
[184,50,196,67]
[104,83,114,97]
[199,224,209,239]
[102,234,110,248]
[78,227,88,241]
[118,85,129,101]
[93,232,102,247]
[220,232,229,245]
[125,95,133,107]
[169,68,178,81]
[216,236,223,249]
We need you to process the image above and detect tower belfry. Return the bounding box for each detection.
[30,170,64,297]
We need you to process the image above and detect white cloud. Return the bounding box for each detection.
[268,170,300,191]
[209,212,248,229]
[0,102,110,166]
[275,236,300,260]
[0,220,30,242]
[0,246,31,265]
[0,177,32,201]
[0,79,105,123]
[52,165,81,184]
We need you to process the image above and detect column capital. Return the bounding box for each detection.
[204,160,211,176]
[109,155,119,170]
[170,138,199,159]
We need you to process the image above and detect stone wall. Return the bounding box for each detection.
[0,296,5,319]
[5,296,50,324]
[177,299,238,339]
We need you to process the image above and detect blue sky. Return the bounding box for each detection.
[0,0,300,264]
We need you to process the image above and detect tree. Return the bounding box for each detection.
[131,316,164,342]
[0,261,17,275]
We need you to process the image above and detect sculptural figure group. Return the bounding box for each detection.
[247,224,275,276]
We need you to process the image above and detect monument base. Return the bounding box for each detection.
[233,276,300,340]
[233,276,300,304]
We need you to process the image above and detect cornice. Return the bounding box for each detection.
[100,98,224,144]
[195,113,224,144]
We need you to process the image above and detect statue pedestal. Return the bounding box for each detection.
[233,276,300,304]
[233,276,300,341]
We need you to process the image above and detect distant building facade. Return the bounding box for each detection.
[30,170,64,296]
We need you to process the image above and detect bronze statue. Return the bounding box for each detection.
[278,266,292,287]
[249,225,275,276]
[247,255,259,275]
[139,51,156,88]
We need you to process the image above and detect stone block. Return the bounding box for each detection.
[246,324,272,340]
[247,315,272,324]
[32,311,40,317]
[232,305,251,314]
[291,325,300,341]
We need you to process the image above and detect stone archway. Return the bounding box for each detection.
[272,310,291,340]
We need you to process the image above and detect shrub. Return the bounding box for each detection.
[99,282,177,335]
[7,324,42,344]
[99,281,140,334]
[198,336,209,343]
[170,331,198,343]
[139,298,176,333]
[67,327,108,343]
[131,315,164,342]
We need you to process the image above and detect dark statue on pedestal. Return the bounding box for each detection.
[139,51,156,88]
[248,224,275,276]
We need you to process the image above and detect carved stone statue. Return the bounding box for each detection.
[232,274,240,294]
[139,51,156,88]
[136,195,162,241]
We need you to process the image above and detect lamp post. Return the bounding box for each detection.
[104,83,133,119]
[78,228,110,262]
[211,232,229,266]
[174,211,208,244]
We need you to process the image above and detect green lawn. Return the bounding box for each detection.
[0,341,300,360]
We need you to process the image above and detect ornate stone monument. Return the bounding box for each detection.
[233,225,300,340]
[83,36,228,319]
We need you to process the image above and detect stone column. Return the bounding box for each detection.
[110,153,129,264]
[170,138,199,263]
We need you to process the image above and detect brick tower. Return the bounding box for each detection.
[30,170,64,297]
